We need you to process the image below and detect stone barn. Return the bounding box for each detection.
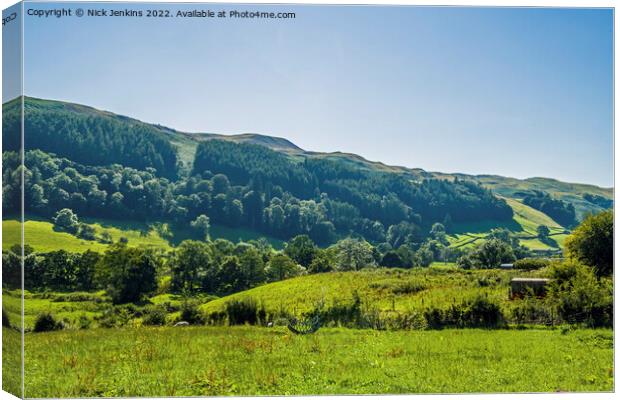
[510,278,551,299]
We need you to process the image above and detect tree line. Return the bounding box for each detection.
[522,190,576,227]
[4,97,515,247]
[193,140,514,226]
[5,143,515,248]
[3,223,467,304]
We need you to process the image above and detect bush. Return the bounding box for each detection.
[180,301,205,325]
[565,210,613,277]
[204,310,227,325]
[476,275,501,287]
[423,296,504,329]
[380,251,406,268]
[308,251,334,273]
[548,261,612,327]
[52,208,79,234]
[547,260,580,283]
[2,308,10,328]
[142,306,167,326]
[466,296,503,327]
[514,258,550,271]
[319,295,362,327]
[381,311,427,330]
[95,305,138,328]
[390,281,426,295]
[77,223,97,240]
[76,314,92,330]
[456,254,475,270]
[459,239,515,269]
[99,231,113,244]
[51,292,103,302]
[224,298,266,325]
[511,299,555,325]
[33,312,63,332]
[314,292,385,329]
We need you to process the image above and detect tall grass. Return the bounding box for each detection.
[22,326,613,397]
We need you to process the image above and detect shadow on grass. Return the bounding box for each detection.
[539,236,559,249]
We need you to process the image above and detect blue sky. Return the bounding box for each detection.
[18,3,614,187]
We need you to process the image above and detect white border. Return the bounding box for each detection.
[0,1,616,400]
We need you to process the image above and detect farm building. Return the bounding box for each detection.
[510,277,551,298]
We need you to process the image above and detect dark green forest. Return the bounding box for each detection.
[522,190,576,227]
[4,97,607,251]
[4,143,511,247]
[3,97,179,178]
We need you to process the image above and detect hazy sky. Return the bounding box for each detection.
[19,3,613,187]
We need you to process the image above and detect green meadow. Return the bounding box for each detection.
[448,198,568,251]
[20,326,612,397]
[3,266,547,331]
[3,219,170,253]
[200,266,540,318]
[2,218,284,254]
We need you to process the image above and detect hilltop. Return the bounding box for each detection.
[9,96,611,204]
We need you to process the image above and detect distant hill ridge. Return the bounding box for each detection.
[196,132,304,153]
[4,96,612,220]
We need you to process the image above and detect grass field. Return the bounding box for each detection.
[448,198,568,251]
[2,328,21,397]
[3,266,540,331]
[18,326,612,397]
[474,175,613,221]
[2,217,285,254]
[2,219,171,253]
[201,266,541,319]
[3,290,108,330]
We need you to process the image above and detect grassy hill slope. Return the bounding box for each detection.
[473,175,613,220]
[2,219,171,253]
[447,198,569,251]
[3,192,567,255]
[200,266,543,319]
[13,98,610,212]
[3,217,284,254]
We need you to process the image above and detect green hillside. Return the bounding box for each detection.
[3,217,284,254]
[0,263,546,331]
[1,191,568,254]
[3,97,612,256]
[200,266,543,319]
[5,97,179,178]
[11,97,611,220]
[447,198,569,251]
[455,174,612,220]
[3,219,171,253]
